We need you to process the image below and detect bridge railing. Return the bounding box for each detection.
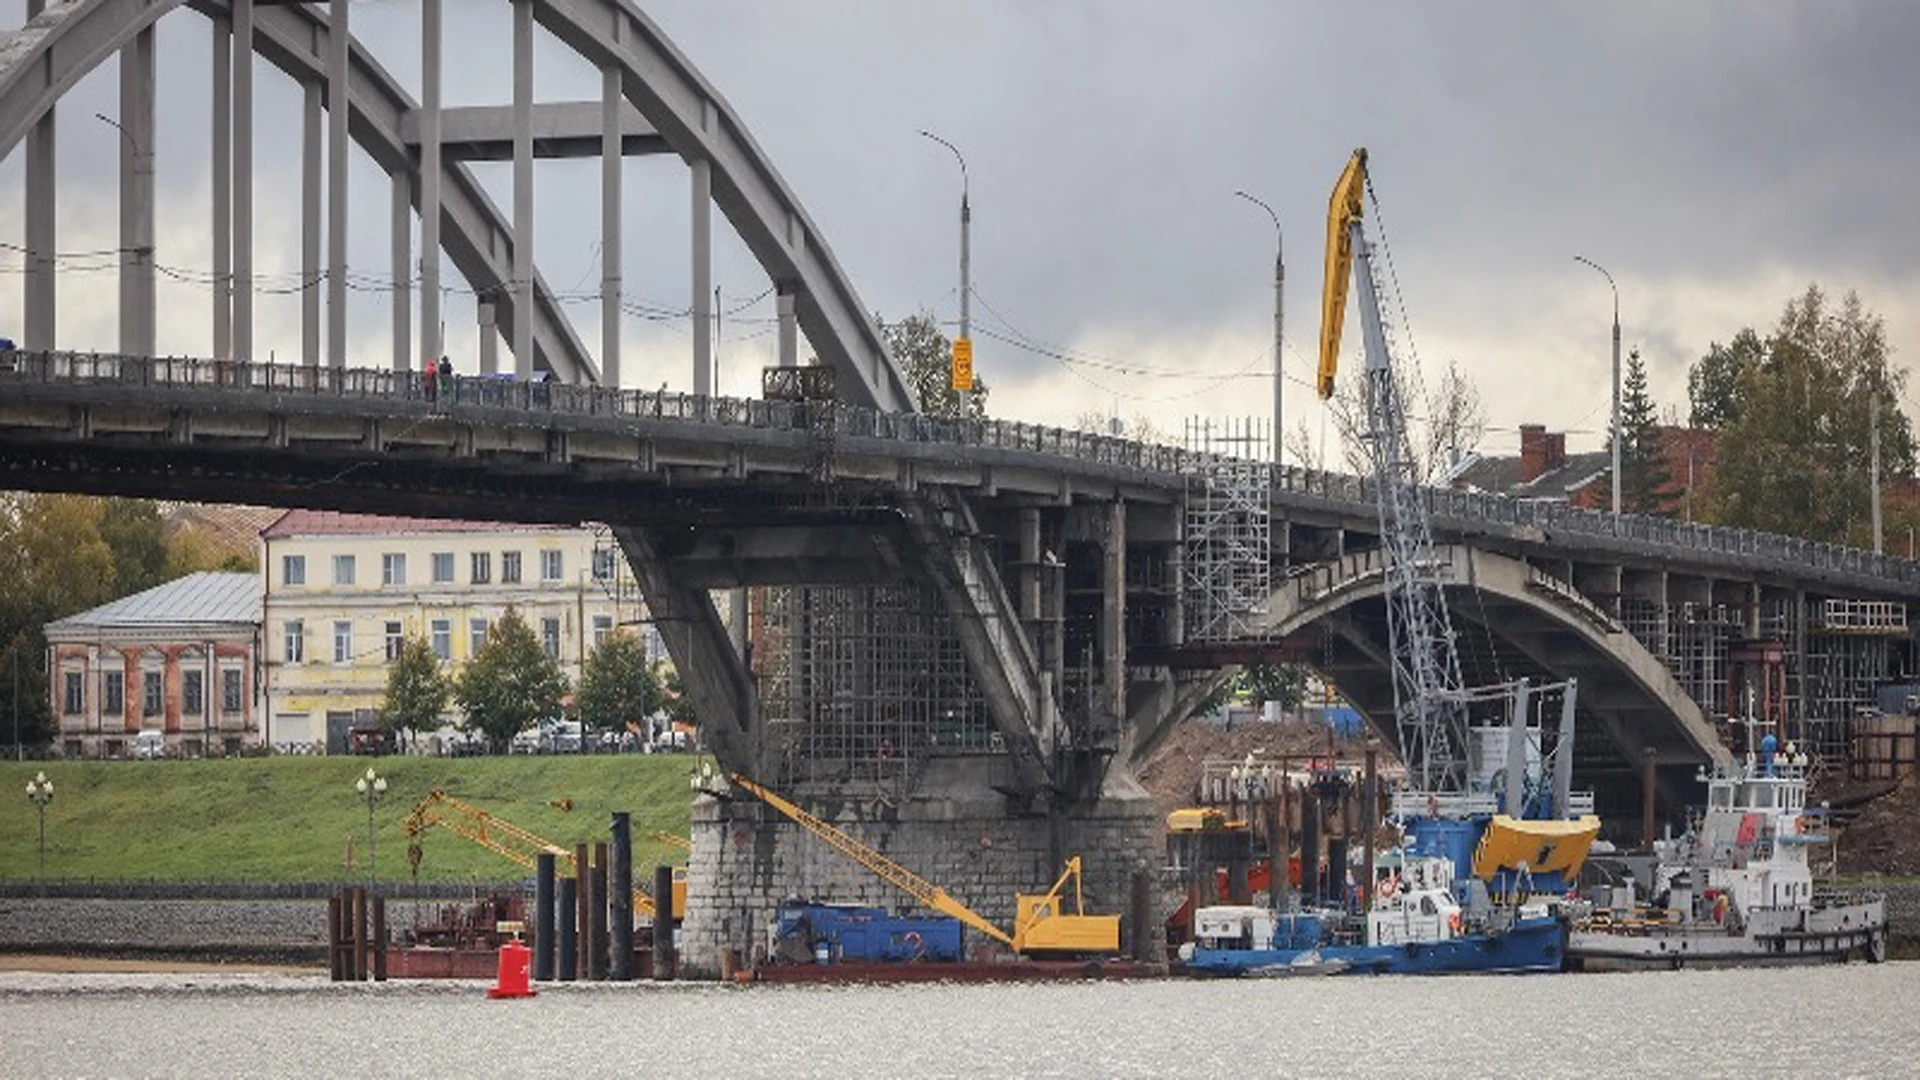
[5,349,1917,585]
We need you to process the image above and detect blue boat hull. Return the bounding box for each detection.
[1186,916,1568,977]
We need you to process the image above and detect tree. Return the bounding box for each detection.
[1418,358,1488,483]
[1703,286,1913,545]
[98,497,168,598]
[380,635,450,751]
[1238,663,1308,711]
[880,311,990,421]
[1616,348,1673,515]
[1286,359,1485,483]
[659,664,698,728]
[1688,328,1766,429]
[576,630,662,740]
[453,607,569,753]
[0,494,117,749]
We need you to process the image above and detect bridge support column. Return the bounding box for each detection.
[1103,501,1127,724]
[478,301,499,375]
[691,155,713,395]
[601,64,623,387]
[213,13,232,361]
[327,0,350,368]
[776,287,797,368]
[23,0,56,352]
[512,0,535,379]
[683,761,1164,978]
[391,173,410,373]
[302,79,322,366]
[420,0,443,370]
[118,25,156,359]
[232,0,253,361]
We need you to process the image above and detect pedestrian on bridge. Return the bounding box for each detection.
[438,355,453,404]
[423,359,437,404]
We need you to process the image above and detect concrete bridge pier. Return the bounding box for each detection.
[679,758,1165,979]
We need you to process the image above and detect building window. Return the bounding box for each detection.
[333,621,353,664]
[541,550,563,582]
[384,621,404,662]
[283,554,306,586]
[142,672,162,716]
[222,669,243,714]
[471,551,492,585]
[331,554,355,586]
[103,671,124,716]
[541,617,562,659]
[430,619,452,662]
[501,551,522,584]
[592,548,617,582]
[592,615,613,648]
[285,620,305,663]
[63,671,84,715]
[183,670,204,718]
[469,618,489,655]
[432,552,455,584]
[382,553,407,587]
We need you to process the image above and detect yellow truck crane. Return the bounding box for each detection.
[402,790,687,921]
[727,773,1120,957]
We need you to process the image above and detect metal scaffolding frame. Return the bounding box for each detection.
[1182,418,1272,643]
[1803,599,1907,763]
[758,584,995,796]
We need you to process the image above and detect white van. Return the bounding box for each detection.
[134,730,167,760]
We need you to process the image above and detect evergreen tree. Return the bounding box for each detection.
[380,635,451,751]
[453,607,569,753]
[1617,348,1673,515]
[576,630,662,741]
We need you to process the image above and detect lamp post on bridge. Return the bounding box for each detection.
[96,111,155,358]
[1235,190,1284,467]
[919,130,973,394]
[1573,255,1621,517]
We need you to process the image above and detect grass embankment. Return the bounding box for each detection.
[0,756,698,884]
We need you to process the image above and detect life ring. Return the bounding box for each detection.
[1377,876,1400,902]
[902,931,923,954]
[1448,911,1463,934]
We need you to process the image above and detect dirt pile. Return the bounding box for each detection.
[1836,773,1920,876]
[1135,718,1349,817]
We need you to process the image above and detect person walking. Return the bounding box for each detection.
[422,358,437,404]
[438,355,453,404]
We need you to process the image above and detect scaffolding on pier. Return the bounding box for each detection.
[1182,418,1273,643]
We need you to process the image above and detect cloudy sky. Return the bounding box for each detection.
[4,1,1917,461]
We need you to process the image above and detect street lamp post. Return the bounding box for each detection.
[96,111,155,357]
[1235,190,1284,467]
[1574,255,1621,516]
[354,766,387,894]
[25,771,53,886]
[919,130,971,390]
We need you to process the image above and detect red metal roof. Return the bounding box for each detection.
[260,509,562,538]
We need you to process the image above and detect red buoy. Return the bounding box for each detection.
[487,938,537,999]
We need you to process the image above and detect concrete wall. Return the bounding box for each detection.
[681,757,1164,978]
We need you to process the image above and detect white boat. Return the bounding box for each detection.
[1567,736,1886,971]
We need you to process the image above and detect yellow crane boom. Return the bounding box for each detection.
[1316,148,1369,400]
[402,790,673,919]
[726,773,1015,948]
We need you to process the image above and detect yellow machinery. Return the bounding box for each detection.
[727,773,1119,957]
[402,790,687,920]
[1316,148,1368,400]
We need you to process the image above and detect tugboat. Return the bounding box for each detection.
[1566,734,1886,971]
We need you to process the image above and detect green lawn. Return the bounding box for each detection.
[0,756,699,884]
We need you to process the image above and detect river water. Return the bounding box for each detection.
[2,963,1914,1079]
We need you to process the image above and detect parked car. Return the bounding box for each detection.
[134,730,167,760]
[652,729,691,753]
[509,728,541,755]
[539,720,583,754]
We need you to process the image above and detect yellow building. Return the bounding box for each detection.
[259,510,650,753]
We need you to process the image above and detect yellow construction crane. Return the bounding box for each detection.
[1316,147,1368,400]
[727,773,1119,956]
[402,790,686,920]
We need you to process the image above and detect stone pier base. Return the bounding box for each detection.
[680,757,1164,979]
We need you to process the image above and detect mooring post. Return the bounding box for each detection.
[652,863,676,980]
[556,875,578,982]
[590,841,611,980]
[610,813,634,980]
[534,852,556,981]
[574,843,592,980]
[351,885,368,982]
[372,895,388,982]
[1362,739,1378,915]
[1641,747,1659,853]
[326,892,344,982]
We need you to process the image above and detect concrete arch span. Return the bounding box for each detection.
[1254,546,1732,776]
[1,0,598,381]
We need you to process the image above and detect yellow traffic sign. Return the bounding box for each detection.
[951,337,974,391]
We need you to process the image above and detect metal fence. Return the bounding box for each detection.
[6,349,1918,586]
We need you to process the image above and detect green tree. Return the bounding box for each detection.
[1688,328,1766,429]
[1238,663,1308,711]
[880,311,990,421]
[659,663,697,728]
[380,635,451,751]
[576,629,662,740]
[453,607,569,753]
[1704,286,1913,545]
[1616,348,1674,515]
[98,497,168,597]
[0,494,118,748]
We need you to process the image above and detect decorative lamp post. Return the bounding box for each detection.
[1234,189,1284,467]
[1573,255,1621,516]
[25,770,53,885]
[355,766,387,893]
[919,129,972,394]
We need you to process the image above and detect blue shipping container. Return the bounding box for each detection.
[774,901,963,963]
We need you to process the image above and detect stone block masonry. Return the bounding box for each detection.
[680,757,1166,978]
